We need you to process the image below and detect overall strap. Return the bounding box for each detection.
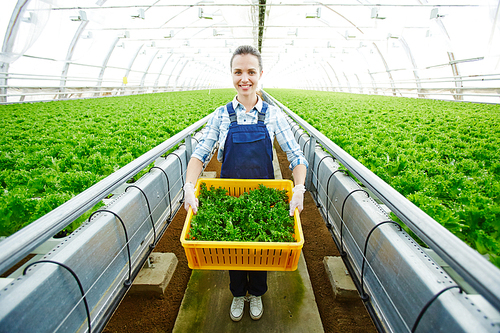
[227,101,268,124]
[257,102,269,124]
[226,102,237,124]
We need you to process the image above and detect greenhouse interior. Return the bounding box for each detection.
[0,1,499,333]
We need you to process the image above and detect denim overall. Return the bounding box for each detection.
[220,101,274,179]
[220,101,273,297]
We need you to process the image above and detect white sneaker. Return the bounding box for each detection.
[248,295,263,320]
[230,296,245,322]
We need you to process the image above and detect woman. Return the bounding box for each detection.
[183,45,308,322]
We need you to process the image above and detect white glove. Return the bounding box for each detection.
[289,184,306,216]
[183,183,199,214]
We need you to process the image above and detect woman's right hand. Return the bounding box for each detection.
[183,183,199,214]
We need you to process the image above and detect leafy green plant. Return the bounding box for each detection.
[267,89,500,267]
[188,183,295,242]
[0,89,235,236]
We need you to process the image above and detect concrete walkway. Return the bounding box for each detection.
[172,255,324,332]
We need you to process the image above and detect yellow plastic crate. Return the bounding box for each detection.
[180,178,304,271]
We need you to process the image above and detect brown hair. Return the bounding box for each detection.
[230,45,263,72]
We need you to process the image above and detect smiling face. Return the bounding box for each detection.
[231,53,263,100]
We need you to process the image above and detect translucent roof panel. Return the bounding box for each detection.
[1,0,499,103]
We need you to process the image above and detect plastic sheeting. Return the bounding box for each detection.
[1,0,499,102]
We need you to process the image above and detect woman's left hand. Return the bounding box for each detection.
[289,184,306,216]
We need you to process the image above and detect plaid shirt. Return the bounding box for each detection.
[191,96,309,171]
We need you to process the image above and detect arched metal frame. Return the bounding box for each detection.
[448,51,464,101]
[326,61,343,92]
[94,36,120,96]
[175,60,189,90]
[343,72,352,93]
[399,37,424,98]
[372,42,397,96]
[0,2,499,103]
[165,57,182,90]
[0,0,30,103]
[59,19,89,99]
[140,49,160,89]
[153,52,173,92]
[121,44,144,94]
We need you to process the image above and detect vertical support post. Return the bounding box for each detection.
[0,62,8,103]
[448,52,463,101]
[305,136,317,191]
[185,134,193,160]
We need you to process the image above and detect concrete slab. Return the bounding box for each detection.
[129,252,178,296]
[172,255,324,332]
[201,171,217,178]
[272,148,282,180]
[323,256,358,300]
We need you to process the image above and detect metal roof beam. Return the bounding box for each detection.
[258,0,266,53]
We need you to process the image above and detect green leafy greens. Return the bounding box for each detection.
[188,183,295,242]
[0,89,234,236]
[267,88,500,268]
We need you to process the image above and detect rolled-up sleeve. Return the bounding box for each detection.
[191,107,223,163]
